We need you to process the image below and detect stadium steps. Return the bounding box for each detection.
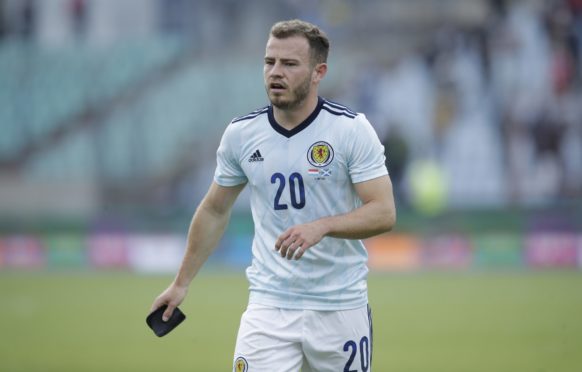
[0,38,186,172]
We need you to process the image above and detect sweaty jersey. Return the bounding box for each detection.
[214,97,388,310]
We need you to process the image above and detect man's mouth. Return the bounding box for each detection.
[270,82,286,91]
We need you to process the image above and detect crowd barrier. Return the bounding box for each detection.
[1,230,580,273]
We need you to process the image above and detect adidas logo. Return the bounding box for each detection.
[248,149,264,162]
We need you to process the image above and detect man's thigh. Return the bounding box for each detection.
[303,305,373,372]
[233,304,304,372]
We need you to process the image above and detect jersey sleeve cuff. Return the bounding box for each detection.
[350,168,388,184]
[214,175,248,187]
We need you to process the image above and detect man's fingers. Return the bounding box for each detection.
[277,234,294,257]
[284,237,299,259]
[275,228,314,260]
[150,298,166,313]
[286,245,295,260]
[149,298,173,321]
[275,230,292,251]
[294,247,305,260]
[280,241,290,258]
[162,304,176,322]
[285,239,305,260]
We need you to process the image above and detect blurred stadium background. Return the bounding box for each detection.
[1,0,581,371]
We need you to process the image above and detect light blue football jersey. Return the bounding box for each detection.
[214,97,388,310]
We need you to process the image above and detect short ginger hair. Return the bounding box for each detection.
[269,19,330,65]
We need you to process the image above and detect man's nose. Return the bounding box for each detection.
[269,61,284,77]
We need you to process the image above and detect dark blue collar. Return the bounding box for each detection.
[268,97,324,138]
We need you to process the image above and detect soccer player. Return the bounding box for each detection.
[150,19,396,371]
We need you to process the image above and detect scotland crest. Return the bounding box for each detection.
[307,141,334,168]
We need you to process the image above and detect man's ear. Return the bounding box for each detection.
[312,63,328,83]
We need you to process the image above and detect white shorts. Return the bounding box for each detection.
[232,304,373,372]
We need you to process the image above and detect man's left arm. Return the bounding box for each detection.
[275,175,396,260]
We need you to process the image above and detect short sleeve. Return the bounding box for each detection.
[348,115,389,183]
[214,125,248,186]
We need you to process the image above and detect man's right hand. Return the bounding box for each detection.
[150,283,188,322]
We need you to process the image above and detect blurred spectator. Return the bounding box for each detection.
[407,158,448,216]
[21,0,36,39]
[381,125,409,207]
[69,0,87,40]
[375,53,434,159]
[0,0,5,38]
[567,0,582,75]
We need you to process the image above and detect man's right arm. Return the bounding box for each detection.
[150,181,246,321]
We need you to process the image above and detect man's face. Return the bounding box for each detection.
[264,35,314,110]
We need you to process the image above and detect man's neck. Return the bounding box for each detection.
[273,95,319,131]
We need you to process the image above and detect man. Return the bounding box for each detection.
[151,19,396,371]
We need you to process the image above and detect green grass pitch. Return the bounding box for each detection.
[0,270,581,371]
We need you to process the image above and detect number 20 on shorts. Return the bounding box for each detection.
[343,336,370,372]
